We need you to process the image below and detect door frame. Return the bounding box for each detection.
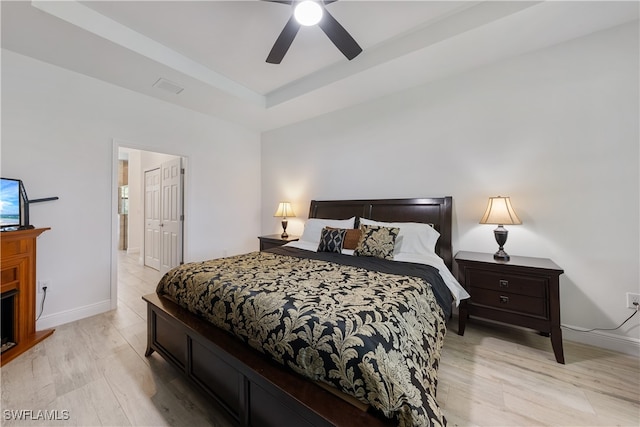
[111,139,188,310]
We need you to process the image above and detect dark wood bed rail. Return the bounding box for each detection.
[144,293,393,427]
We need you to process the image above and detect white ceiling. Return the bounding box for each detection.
[2,1,638,131]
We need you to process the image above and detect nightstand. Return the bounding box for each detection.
[455,251,565,364]
[258,234,299,251]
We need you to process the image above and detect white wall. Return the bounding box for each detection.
[262,22,639,354]
[1,49,261,328]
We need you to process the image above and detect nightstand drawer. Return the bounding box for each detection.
[258,235,299,251]
[260,240,286,251]
[467,269,546,298]
[471,288,547,318]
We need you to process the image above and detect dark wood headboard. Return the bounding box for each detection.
[308,197,453,271]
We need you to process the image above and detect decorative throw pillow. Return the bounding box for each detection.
[317,227,347,253]
[343,228,362,250]
[328,227,362,250]
[353,225,399,260]
[359,218,440,256]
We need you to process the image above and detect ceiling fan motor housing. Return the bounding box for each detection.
[266,0,362,64]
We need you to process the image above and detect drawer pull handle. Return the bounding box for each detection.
[499,296,510,304]
[499,280,509,288]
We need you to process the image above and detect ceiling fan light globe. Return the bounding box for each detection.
[294,1,323,26]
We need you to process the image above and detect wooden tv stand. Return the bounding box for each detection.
[1,227,54,366]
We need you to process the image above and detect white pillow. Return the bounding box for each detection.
[299,217,356,246]
[359,218,440,256]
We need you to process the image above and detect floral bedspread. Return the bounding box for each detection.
[156,247,450,426]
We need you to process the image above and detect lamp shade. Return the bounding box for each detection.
[274,202,295,218]
[479,196,522,225]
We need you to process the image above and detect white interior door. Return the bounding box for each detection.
[144,168,161,270]
[160,157,183,275]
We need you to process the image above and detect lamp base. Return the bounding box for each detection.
[281,219,289,239]
[493,225,510,261]
[493,249,510,261]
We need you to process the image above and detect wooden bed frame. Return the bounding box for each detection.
[143,197,453,427]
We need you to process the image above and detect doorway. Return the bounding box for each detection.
[112,143,185,309]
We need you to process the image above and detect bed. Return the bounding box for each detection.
[143,197,464,427]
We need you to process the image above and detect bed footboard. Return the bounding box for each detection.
[143,293,393,427]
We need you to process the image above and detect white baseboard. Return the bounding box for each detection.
[562,325,640,357]
[126,247,140,255]
[35,299,112,330]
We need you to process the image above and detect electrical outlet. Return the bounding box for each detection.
[37,280,51,294]
[626,292,640,309]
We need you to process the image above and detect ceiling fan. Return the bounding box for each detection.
[265,0,362,64]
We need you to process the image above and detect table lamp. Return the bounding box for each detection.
[480,196,522,261]
[274,202,295,238]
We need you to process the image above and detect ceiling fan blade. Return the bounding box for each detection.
[318,9,362,60]
[263,0,293,4]
[267,16,301,64]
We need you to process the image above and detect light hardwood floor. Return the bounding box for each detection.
[1,251,638,426]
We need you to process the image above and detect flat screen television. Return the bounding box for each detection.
[0,178,28,230]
